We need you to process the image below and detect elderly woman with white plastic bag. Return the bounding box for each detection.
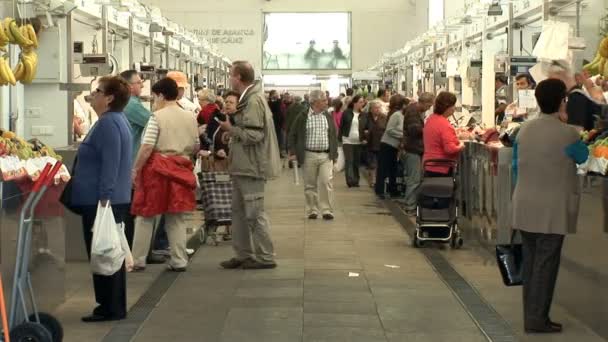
[65,76,134,323]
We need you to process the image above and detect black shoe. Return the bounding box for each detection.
[525,325,562,334]
[322,213,334,220]
[146,254,167,264]
[81,314,125,323]
[241,259,277,269]
[308,213,318,220]
[549,320,563,329]
[167,265,186,272]
[220,258,244,269]
[353,184,360,188]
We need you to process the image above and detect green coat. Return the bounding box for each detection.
[288,110,339,166]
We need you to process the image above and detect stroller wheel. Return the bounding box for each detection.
[412,234,423,248]
[10,322,52,342]
[29,313,63,342]
[451,236,464,249]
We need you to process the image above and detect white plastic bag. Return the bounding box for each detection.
[120,225,134,272]
[334,146,345,173]
[90,202,126,276]
[532,21,570,62]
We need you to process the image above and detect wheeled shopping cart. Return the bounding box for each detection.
[1,162,64,342]
[198,171,232,246]
[412,159,463,249]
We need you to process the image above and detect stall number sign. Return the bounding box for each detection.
[194,29,255,45]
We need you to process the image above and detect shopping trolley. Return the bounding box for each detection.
[198,171,232,246]
[1,162,64,342]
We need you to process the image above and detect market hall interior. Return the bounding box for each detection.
[0,0,607,341]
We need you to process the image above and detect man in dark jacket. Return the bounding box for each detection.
[268,90,284,152]
[288,90,339,220]
[401,92,434,215]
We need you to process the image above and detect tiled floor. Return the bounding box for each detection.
[52,170,606,342]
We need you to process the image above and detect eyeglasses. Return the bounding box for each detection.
[92,88,105,95]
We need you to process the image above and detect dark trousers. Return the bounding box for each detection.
[343,144,362,186]
[375,143,399,196]
[521,230,564,328]
[81,204,129,318]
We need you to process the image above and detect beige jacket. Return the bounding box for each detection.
[154,105,199,157]
[228,82,272,179]
[512,114,581,235]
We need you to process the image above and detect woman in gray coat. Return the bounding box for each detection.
[512,78,588,334]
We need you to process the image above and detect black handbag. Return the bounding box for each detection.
[495,229,523,286]
[59,157,82,215]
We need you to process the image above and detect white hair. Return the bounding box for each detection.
[197,89,216,103]
[309,90,326,104]
[368,99,383,109]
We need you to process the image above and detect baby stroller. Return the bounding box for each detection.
[412,159,463,249]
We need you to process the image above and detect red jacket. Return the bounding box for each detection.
[423,114,462,174]
[131,152,196,217]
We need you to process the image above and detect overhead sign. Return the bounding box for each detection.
[193,28,255,45]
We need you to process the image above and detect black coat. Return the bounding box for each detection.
[339,109,357,141]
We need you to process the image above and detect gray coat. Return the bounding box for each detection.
[512,114,581,235]
[228,81,271,180]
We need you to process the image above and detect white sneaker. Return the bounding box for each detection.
[186,248,195,255]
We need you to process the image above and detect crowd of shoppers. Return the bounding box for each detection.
[65,52,593,338]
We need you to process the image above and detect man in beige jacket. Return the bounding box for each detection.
[217,61,276,270]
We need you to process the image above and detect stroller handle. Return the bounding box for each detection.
[423,159,457,168]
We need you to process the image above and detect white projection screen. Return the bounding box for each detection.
[263,12,352,70]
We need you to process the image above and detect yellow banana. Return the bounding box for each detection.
[1,57,15,85]
[25,59,36,83]
[21,57,35,84]
[25,24,37,49]
[583,53,602,74]
[3,19,15,44]
[9,21,32,47]
[0,56,10,84]
[13,61,24,81]
[0,22,8,47]
[600,38,608,58]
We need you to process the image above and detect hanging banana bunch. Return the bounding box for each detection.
[583,36,608,77]
[0,17,39,86]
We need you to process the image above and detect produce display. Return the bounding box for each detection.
[0,130,67,182]
[0,17,39,86]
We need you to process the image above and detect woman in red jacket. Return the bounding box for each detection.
[422,92,464,176]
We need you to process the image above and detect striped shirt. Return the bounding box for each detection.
[306,110,329,151]
[142,115,160,146]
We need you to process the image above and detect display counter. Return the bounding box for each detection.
[460,141,608,337]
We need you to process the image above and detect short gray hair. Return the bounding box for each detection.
[368,99,383,110]
[309,90,326,104]
[197,89,216,103]
[293,95,302,103]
